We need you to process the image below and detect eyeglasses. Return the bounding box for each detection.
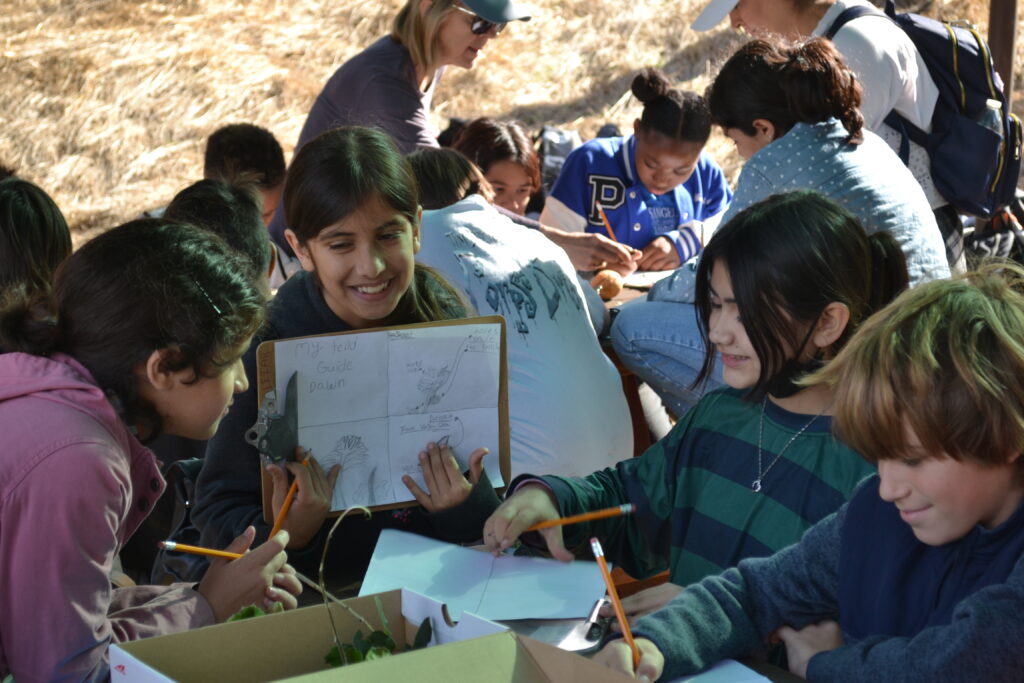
[452,4,507,35]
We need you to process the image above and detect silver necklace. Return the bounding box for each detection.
[753,397,827,493]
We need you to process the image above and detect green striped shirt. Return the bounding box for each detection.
[543,387,875,586]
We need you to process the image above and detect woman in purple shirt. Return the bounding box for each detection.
[270,0,531,264]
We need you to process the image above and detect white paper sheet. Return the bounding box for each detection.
[623,268,676,289]
[359,530,607,621]
[669,660,771,683]
[270,322,504,510]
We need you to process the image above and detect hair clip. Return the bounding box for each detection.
[194,279,223,316]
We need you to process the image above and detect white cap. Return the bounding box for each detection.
[691,0,740,31]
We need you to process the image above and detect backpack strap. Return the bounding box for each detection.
[825,2,921,166]
[824,4,884,40]
[882,112,916,164]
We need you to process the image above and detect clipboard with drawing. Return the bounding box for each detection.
[253,316,510,522]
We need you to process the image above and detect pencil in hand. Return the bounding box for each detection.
[159,541,243,561]
[597,205,618,242]
[269,453,312,539]
[591,537,640,669]
[527,503,635,531]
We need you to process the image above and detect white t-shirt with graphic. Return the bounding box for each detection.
[417,196,634,478]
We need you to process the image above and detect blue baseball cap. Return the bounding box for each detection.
[463,0,532,23]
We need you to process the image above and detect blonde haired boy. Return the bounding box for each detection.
[596,263,1024,682]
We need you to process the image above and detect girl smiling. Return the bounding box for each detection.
[194,127,493,587]
[484,191,906,620]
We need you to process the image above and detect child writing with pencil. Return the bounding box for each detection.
[540,68,732,273]
[0,220,302,681]
[595,263,1024,682]
[485,191,906,618]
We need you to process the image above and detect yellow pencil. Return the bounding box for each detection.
[159,541,243,561]
[591,537,640,669]
[527,503,635,531]
[269,456,312,539]
[597,205,618,242]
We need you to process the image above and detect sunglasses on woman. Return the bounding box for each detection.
[452,4,507,35]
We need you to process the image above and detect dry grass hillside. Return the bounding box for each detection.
[1,0,1021,242]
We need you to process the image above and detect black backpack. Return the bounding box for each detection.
[826,0,1022,218]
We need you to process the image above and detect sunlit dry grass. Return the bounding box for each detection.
[0,0,1018,242]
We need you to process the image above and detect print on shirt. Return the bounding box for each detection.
[587,175,626,225]
[450,248,583,338]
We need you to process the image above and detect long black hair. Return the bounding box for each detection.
[0,177,72,296]
[693,190,908,399]
[284,126,466,323]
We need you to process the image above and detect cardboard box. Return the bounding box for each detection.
[110,588,630,682]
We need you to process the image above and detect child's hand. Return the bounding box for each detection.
[481,484,574,562]
[591,637,664,682]
[542,226,637,271]
[600,582,684,628]
[775,620,843,678]
[606,254,640,278]
[267,447,340,549]
[196,527,302,622]
[636,236,680,271]
[402,442,488,512]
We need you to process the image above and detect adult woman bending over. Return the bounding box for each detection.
[300,1,529,153]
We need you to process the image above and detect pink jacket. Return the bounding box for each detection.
[0,352,215,682]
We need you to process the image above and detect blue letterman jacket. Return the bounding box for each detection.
[540,135,732,262]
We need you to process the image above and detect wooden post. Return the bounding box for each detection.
[989,0,1018,103]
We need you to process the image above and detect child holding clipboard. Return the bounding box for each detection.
[540,68,732,273]
[596,264,1024,681]
[193,127,499,588]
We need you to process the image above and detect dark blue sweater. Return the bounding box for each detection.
[631,475,1024,681]
[839,477,1024,642]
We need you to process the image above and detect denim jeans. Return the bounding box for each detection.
[609,298,724,418]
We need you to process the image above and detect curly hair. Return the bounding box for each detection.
[0,219,266,438]
[632,67,711,144]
